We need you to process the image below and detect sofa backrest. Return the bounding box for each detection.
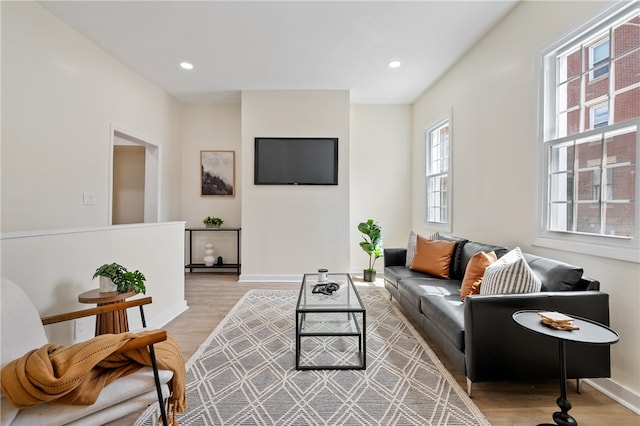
[408,234,594,292]
[439,235,508,280]
[523,253,586,291]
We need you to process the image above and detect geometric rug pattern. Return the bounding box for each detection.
[134,288,491,425]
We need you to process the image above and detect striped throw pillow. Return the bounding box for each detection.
[480,247,541,295]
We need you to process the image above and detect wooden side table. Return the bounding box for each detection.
[78,289,137,335]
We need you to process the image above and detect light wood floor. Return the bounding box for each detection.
[119,273,638,426]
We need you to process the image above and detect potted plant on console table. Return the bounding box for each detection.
[358,219,383,282]
[202,216,224,228]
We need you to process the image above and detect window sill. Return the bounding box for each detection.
[532,235,639,263]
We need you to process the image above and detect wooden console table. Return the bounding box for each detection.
[185,227,241,275]
[78,289,136,336]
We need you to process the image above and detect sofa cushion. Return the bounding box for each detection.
[524,253,584,291]
[481,247,542,295]
[10,368,172,426]
[384,266,433,288]
[420,290,465,351]
[405,231,439,267]
[436,234,469,279]
[410,236,456,278]
[397,277,461,314]
[460,251,498,300]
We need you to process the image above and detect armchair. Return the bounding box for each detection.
[1,278,172,426]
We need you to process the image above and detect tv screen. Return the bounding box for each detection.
[254,137,338,185]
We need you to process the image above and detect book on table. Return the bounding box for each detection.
[538,311,580,330]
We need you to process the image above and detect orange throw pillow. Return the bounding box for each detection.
[460,251,498,300]
[409,236,456,279]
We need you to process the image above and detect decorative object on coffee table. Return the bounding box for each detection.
[358,218,383,282]
[513,310,618,426]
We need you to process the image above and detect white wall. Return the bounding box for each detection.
[1,1,183,232]
[239,91,350,280]
[0,2,186,341]
[412,0,639,408]
[350,104,413,274]
[1,223,187,345]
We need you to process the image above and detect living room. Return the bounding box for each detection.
[1,0,639,424]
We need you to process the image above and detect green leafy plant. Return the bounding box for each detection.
[358,219,383,272]
[202,216,224,226]
[93,262,146,294]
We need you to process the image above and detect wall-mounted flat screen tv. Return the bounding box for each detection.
[254,137,338,185]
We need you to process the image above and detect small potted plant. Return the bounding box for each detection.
[93,262,146,294]
[358,219,383,282]
[202,216,224,228]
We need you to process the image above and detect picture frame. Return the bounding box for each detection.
[201,150,235,196]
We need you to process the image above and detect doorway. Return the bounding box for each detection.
[109,126,159,225]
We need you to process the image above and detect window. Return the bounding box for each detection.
[540,3,639,262]
[590,38,610,80]
[590,102,609,129]
[426,118,451,230]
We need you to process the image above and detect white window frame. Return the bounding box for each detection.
[425,115,452,233]
[536,2,640,263]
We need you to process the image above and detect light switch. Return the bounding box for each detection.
[83,192,95,206]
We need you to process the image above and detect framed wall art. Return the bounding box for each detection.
[201,150,235,196]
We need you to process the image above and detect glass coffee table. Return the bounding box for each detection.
[295,272,366,370]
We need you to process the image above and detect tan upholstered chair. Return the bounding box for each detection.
[1,278,172,426]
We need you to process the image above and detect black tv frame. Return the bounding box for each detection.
[254,137,339,185]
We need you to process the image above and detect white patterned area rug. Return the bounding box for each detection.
[134,288,490,426]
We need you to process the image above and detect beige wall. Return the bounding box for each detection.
[180,104,243,264]
[350,104,413,273]
[112,145,145,225]
[412,0,639,406]
[239,90,351,280]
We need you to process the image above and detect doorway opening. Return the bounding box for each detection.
[109,125,159,225]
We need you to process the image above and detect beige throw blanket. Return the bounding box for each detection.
[1,330,186,423]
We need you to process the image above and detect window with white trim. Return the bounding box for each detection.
[540,3,639,260]
[426,118,451,229]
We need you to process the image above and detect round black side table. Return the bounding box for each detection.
[512,310,619,426]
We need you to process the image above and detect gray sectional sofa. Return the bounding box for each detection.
[384,234,611,396]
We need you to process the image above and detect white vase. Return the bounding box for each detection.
[204,243,215,266]
[99,276,117,293]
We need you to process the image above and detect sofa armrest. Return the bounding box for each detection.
[464,291,610,382]
[384,248,406,267]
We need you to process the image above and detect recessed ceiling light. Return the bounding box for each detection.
[388,60,402,69]
[180,62,194,70]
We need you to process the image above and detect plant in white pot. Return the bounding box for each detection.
[93,262,146,294]
[202,216,224,228]
[358,219,383,282]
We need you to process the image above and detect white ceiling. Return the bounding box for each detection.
[40,1,518,104]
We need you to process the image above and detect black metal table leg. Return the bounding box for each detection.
[539,340,577,426]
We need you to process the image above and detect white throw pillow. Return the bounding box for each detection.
[406,231,439,267]
[480,247,542,295]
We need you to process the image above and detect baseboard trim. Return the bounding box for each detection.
[239,274,305,282]
[147,300,189,329]
[585,378,640,415]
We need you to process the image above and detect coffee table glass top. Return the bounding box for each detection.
[297,273,364,312]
